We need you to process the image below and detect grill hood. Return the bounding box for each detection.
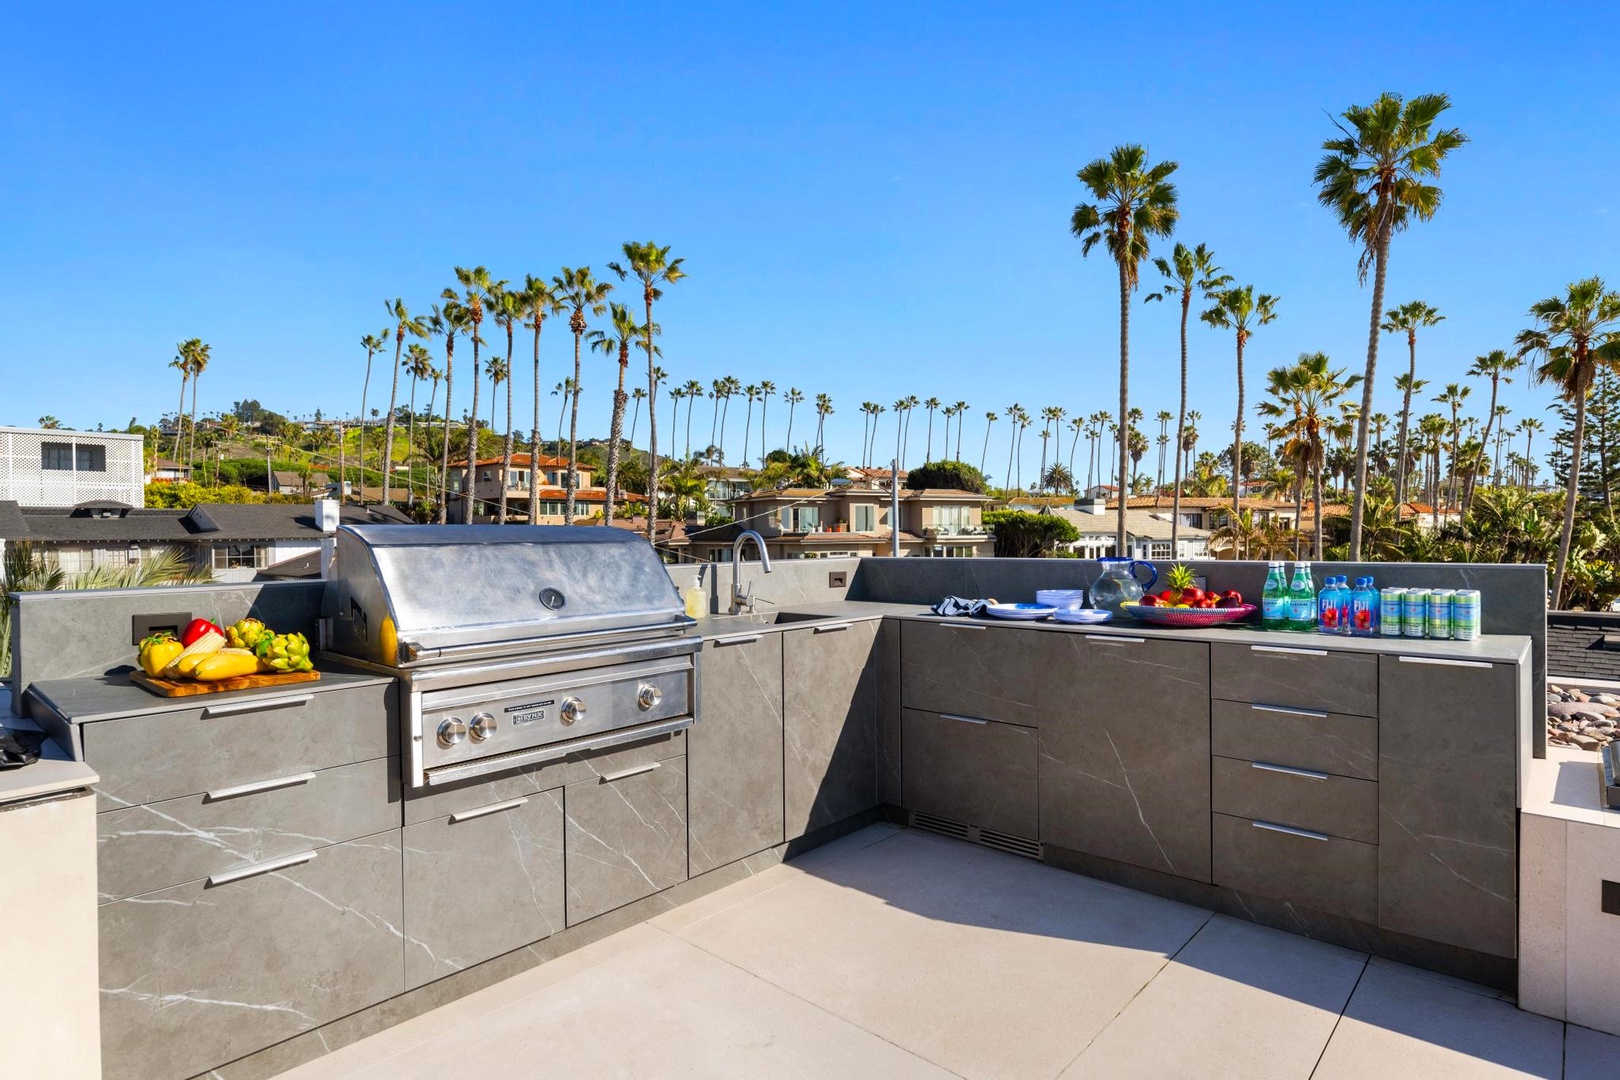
[324,524,688,666]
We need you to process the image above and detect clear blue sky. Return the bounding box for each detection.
[2,2,1616,483]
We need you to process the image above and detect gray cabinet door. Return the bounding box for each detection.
[690,633,785,875]
[901,709,1038,838]
[564,757,688,926]
[901,620,1041,725]
[783,621,880,837]
[1038,634,1212,882]
[98,831,404,1080]
[403,790,565,989]
[1378,656,1518,958]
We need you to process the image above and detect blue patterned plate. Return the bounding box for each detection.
[985,603,1058,621]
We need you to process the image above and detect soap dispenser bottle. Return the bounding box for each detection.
[683,565,708,618]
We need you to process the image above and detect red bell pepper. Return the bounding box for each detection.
[180,618,223,646]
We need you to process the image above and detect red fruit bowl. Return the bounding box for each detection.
[1120,602,1257,627]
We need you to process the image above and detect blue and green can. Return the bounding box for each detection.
[1451,589,1481,641]
[1427,589,1454,640]
[1403,588,1430,637]
[1380,588,1406,637]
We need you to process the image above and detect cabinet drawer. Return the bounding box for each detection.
[1212,812,1376,924]
[902,708,1038,839]
[404,789,565,989]
[85,681,395,811]
[1211,643,1377,716]
[1211,756,1376,843]
[98,756,400,902]
[99,830,404,1080]
[564,755,687,926]
[1211,699,1377,781]
[901,620,1041,726]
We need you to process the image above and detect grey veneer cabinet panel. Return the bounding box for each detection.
[97,756,399,902]
[98,830,404,1080]
[1038,635,1213,882]
[689,633,785,875]
[1211,642,1378,716]
[901,708,1038,838]
[900,619,1040,726]
[783,621,879,837]
[1211,755,1377,844]
[564,757,688,926]
[1211,698,1378,781]
[1211,812,1377,923]
[1377,655,1518,958]
[878,618,903,805]
[403,789,564,989]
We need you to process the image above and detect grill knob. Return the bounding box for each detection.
[559,697,586,725]
[469,712,497,742]
[437,717,468,747]
[636,684,664,711]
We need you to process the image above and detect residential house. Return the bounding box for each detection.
[1056,498,1211,560]
[0,427,145,508]
[270,470,332,497]
[690,481,992,561]
[444,454,641,523]
[146,459,192,485]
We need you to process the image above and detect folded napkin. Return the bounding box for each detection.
[930,596,991,617]
[0,729,42,770]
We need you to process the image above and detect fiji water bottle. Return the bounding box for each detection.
[1350,577,1379,637]
[1288,562,1317,632]
[1334,577,1355,634]
[1318,576,1345,633]
[1261,561,1290,631]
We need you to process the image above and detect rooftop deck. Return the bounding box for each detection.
[280,824,1613,1080]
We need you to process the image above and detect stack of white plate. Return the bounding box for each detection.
[1035,588,1087,611]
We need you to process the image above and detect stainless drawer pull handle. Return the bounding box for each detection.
[1250,703,1330,720]
[940,713,989,725]
[1088,635,1146,644]
[202,693,315,719]
[946,623,987,630]
[1252,820,1330,842]
[812,622,853,634]
[450,797,530,823]
[600,762,661,783]
[1250,645,1327,657]
[208,850,317,886]
[205,772,316,801]
[712,634,761,646]
[1397,656,1493,669]
[1252,761,1329,781]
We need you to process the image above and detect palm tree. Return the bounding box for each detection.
[1520,416,1543,490]
[382,299,428,505]
[403,342,434,500]
[1433,382,1471,509]
[952,400,970,460]
[1066,415,1084,480]
[740,385,760,467]
[1258,352,1362,559]
[589,302,658,526]
[553,380,574,445]
[181,339,211,472]
[1146,242,1231,547]
[484,352,513,519]
[1037,406,1065,489]
[667,384,684,464]
[1461,349,1522,512]
[1315,94,1468,558]
[1072,144,1180,551]
[607,243,685,541]
[979,412,997,477]
[921,396,941,460]
[629,386,647,448]
[1379,301,1445,510]
[717,376,740,461]
[682,379,704,458]
[170,341,197,463]
[1518,278,1620,607]
[758,381,777,460]
[782,387,805,451]
[1004,403,1022,492]
[814,393,833,452]
[433,298,464,523]
[455,266,498,523]
[554,267,614,523]
[521,275,563,524]
[1183,410,1202,486]
[1201,285,1279,516]
[708,379,726,458]
[1153,409,1173,494]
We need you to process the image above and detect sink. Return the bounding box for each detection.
[715,611,837,625]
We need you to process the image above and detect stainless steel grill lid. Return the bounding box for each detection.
[325,524,686,665]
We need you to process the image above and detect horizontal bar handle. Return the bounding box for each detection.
[1252,761,1329,781]
[711,634,762,646]
[450,797,530,823]
[1250,645,1326,657]
[1250,703,1330,720]
[946,623,987,630]
[1397,656,1493,669]
[208,850,317,887]
[1252,820,1329,842]
[599,761,661,784]
[939,713,989,725]
[206,771,316,801]
[202,693,315,719]
[1088,635,1146,644]
[812,622,853,634]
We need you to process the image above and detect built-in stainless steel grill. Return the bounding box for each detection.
[323,524,697,788]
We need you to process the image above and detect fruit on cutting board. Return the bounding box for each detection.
[162,630,225,676]
[256,632,314,673]
[193,649,261,682]
[180,618,224,647]
[226,618,268,651]
[138,632,184,676]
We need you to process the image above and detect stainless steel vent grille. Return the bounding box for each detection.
[910,811,971,841]
[908,813,1042,860]
[977,827,1043,860]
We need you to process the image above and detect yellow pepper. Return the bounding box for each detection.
[139,634,184,677]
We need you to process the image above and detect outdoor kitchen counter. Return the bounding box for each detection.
[24,669,393,725]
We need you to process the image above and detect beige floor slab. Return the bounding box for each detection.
[1060,914,1365,1079]
[1565,1022,1620,1080]
[1312,962,1564,1079]
[671,829,1211,1080]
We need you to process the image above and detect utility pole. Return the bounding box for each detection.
[890,458,901,558]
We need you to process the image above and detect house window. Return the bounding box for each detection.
[77,445,106,471]
[782,506,820,532]
[211,544,268,570]
[852,504,876,532]
[480,470,492,482]
[930,545,974,558]
[932,505,971,533]
[1150,541,1172,560]
[41,442,73,470]
[50,548,93,573]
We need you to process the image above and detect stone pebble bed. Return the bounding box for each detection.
[1548,684,1619,752]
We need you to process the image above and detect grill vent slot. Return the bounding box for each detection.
[907,812,1042,860]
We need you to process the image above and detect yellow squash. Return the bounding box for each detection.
[193,649,262,682]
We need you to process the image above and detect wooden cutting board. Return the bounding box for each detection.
[130,670,321,697]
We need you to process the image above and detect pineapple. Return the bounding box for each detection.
[1164,563,1197,608]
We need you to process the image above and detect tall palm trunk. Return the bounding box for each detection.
[643,290,658,542]
[787,400,798,451]
[556,385,570,445]
[1005,424,1017,493]
[499,325,515,523]
[1172,291,1189,552]
[742,403,754,468]
[630,394,641,449]
[383,333,404,504]
[605,346,629,526]
[1293,471,1305,559]
[1115,261,1130,551]
[406,372,419,502]
[1313,463,1325,560]
[684,396,695,459]
[437,336,454,524]
[188,372,199,472]
[529,319,543,525]
[174,373,188,464]
[1231,334,1244,516]
[1348,230,1392,559]
[718,395,731,463]
[760,398,769,462]
[337,421,346,502]
[979,421,992,476]
[710,394,721,460]
[465,329,482,524]
[565,324,583,524]
[1553,396,1587,608]
[1394,331,1417,507]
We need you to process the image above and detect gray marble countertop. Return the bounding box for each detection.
[0,713,98,804]
[26,669,393,725]
[694,599,1532,663]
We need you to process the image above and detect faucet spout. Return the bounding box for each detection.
[729,530,773,615]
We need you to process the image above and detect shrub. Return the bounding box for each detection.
[982,509,1079,558]
[905,460,987,494]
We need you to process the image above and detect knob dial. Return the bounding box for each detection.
[559,697,586,725]
[437,717,468,748]
[469,712,497,742]
[636,684,664,711]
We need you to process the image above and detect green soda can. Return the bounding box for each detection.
[1427,589,1454,640]
[1380,588,1406,637]
[1403,589,1430,638]
[1451,589,1481,640]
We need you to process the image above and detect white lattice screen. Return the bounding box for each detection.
[0,428,146,507]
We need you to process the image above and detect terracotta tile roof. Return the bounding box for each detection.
[458,453,575,469]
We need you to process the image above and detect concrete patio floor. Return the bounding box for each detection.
[278,823,1618,1080]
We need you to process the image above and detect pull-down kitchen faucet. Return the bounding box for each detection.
[729,530,773,614]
